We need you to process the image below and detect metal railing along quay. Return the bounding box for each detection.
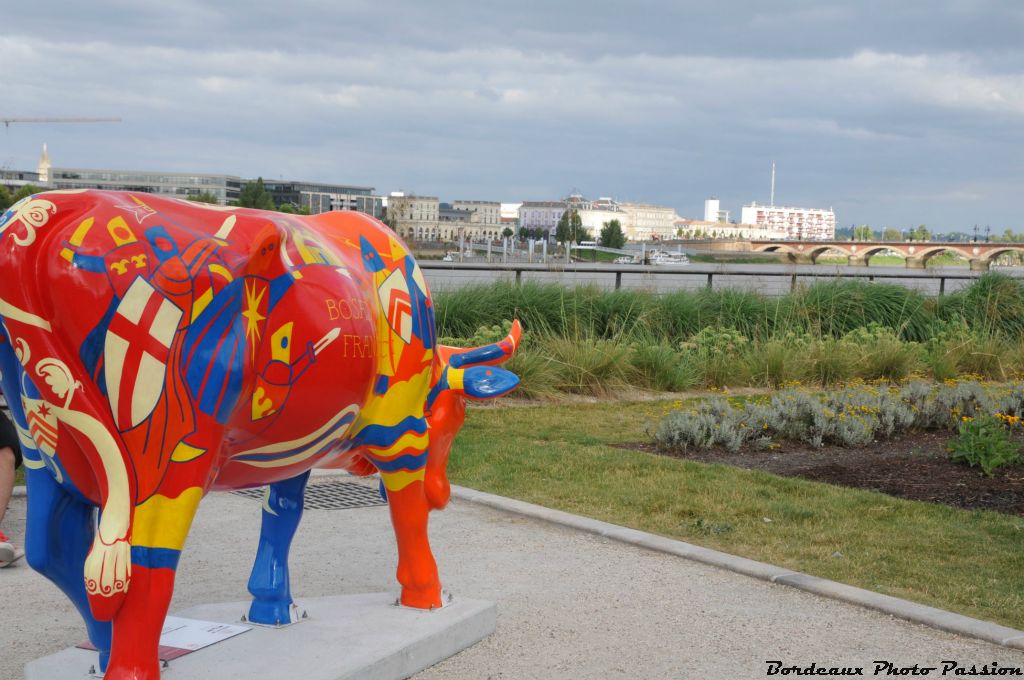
[418,261,1021,296]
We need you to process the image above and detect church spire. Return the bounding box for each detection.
[37,143,51,183]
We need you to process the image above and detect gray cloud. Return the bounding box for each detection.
[1,1,1022,230]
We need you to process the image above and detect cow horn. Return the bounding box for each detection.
[428,365,519,407]
[439,320,521,368]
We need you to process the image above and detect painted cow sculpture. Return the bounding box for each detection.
[0,190,519,679]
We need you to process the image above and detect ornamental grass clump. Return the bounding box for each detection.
[792,279,931,342]
[923,320,974,382]
[958,333,1012,381]
[748,334,813,388]
[937,272,1024,339]
[589,289,660,339]
[843,324,922,382]
[629,343,699,392]
[545,335,636,396]
[687,288,779,340]
[679,327,752,388]
[504,350,561,400]
[807,338,857,386]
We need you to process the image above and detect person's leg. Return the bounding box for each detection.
[0,447,15,565]
[0,400,22,530]
[0,447,13,525]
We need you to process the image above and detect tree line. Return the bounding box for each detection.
[839,224,1023,243]
[0,177,310,214]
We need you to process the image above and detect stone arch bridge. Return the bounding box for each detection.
[749,240,1024,270]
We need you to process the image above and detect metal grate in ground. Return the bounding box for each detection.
[232,479,387,510]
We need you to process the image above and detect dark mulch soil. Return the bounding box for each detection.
[620,430,1024,516]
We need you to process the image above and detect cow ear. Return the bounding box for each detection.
[454,365,519,400]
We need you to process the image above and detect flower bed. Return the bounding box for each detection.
[653,380,1024,476]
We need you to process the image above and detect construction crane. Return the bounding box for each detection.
[2,117,122,129]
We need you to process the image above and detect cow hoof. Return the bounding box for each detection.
[399,586,443,609]
[103,659,161,680]
[248,598,298,626]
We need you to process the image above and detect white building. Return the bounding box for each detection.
[578,208,626,238]
[618,202,682,240]
[501,202,522,221]
[575,197,627,239]
[703,197,730,223]
[739,203,836,240]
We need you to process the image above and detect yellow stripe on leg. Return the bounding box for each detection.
[132,487,203,551]
[380,469,425,493]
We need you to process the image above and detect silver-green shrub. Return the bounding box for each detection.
[654,380,1022,453]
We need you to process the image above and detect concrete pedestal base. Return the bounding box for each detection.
[26,593,496,680]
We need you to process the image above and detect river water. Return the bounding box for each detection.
[418,261,1023,296]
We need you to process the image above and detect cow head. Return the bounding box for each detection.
[422,320,521,509]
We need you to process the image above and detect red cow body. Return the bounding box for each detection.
[0,190,519,679]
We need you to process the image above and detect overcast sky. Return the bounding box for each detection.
[2,1,1022,231]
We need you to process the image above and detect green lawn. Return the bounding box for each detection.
[572,249,621,263]
[450,399,1024,629]
[817,253,969,267]
[688,253,786,264]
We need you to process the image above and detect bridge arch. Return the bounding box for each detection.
[860,247,896,261]
[806,245,850,262]
[758,245,799,262]
[846,246,903,266]
[984,246,1024,264]
[915,246,970,266]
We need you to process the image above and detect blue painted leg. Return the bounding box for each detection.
[24,467,113,670]
[0,342,112,669]
[247,470,311,625]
